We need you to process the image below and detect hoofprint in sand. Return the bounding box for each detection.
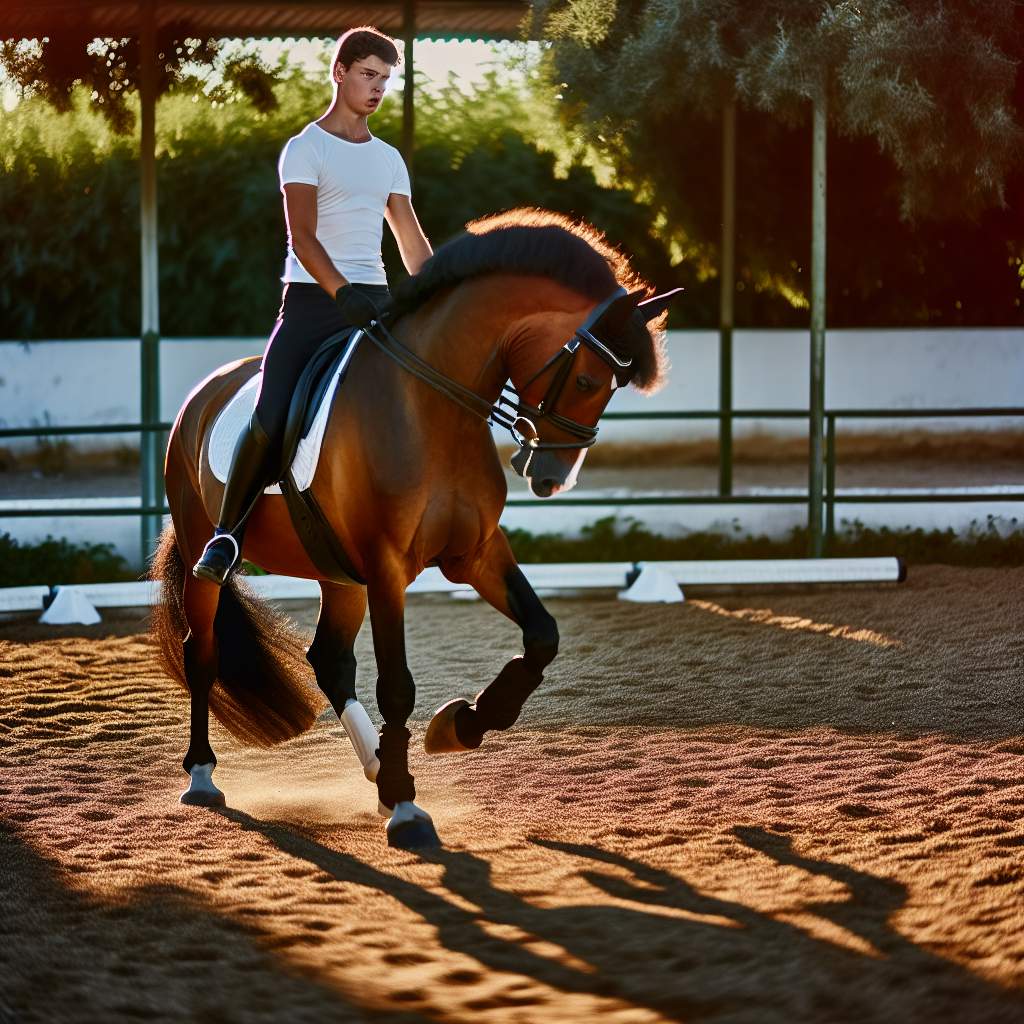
[1,566,1022,1023]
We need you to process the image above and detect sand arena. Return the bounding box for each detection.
[1,565,1023,1022]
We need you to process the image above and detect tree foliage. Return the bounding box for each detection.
[0,31,277,134]
[531,0,1024,324]
[0,67,674,338]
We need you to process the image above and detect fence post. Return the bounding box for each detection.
[808,91,827,557]
[139,0,162,567]
[401,0,416,179]
[826,414,836,550]
[718,100,736,497]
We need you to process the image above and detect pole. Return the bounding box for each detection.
[401,0,415,178]
[825,413,836,550]
[719,101,736,496]
[808,92,827,557]
[139,0,162,568]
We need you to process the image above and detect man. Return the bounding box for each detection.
[194,26,432,585]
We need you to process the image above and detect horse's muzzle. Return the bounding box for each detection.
[510,446,532,478]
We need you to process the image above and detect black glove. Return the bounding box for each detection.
[335,284,384,327]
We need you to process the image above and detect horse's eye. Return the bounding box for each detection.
[576,374,593,392]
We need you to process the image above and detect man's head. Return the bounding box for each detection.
[330,27,400,116]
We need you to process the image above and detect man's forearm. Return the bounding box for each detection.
[402,233,433,276]
[293,235,347,297]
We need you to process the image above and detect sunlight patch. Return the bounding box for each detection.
[688,600,901,648]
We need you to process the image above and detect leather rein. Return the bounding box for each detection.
[359,286,633,453]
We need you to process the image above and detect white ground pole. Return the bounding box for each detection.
[0,559,905,615]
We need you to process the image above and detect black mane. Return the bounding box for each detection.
[391,208,668,392]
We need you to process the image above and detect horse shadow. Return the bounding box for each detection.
[0,822,427,1023]
[220,809,1024,1023]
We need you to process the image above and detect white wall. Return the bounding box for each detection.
[1,328,1021,451]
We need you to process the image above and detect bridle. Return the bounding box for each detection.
[360,285,633,453]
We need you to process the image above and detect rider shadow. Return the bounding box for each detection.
[218,810,1023,1022]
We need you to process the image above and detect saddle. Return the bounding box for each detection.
[276,327,367,587]
[208,326,366,586]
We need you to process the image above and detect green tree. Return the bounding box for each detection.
[0,67,674,338]
[531,0,1024,325]
[0,32,277,133]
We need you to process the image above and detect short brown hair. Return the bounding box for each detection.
[331,26,401,75]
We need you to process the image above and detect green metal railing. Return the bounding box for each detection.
[2,402,1022,565]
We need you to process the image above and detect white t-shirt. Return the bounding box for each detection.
[277,122,412,286]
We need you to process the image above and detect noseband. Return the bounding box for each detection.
[360,286,633,453]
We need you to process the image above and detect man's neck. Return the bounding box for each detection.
[317,103,372,143]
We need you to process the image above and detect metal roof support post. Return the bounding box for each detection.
[808,91,827,557]
[718,100,736,498]
[401,0,416,178]
[139,0,163,568]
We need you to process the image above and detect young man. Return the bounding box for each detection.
[194,26,432,585]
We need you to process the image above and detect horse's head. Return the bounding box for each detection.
[504,287,680,497]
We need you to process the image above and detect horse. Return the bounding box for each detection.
[151,207,676,849]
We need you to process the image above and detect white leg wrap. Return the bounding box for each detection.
[341,699,381,781]
[388,800,433,827]
[180,762,225,806]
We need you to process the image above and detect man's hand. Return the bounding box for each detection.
[335,284,385,326]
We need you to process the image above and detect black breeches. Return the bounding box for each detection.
[254,281,390,463]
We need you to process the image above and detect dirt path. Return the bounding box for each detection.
[2,567,1023,1022]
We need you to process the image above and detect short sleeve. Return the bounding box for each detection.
[278,132,320,189]
[390,149,412,197]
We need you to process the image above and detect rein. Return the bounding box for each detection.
[361,286,632,453]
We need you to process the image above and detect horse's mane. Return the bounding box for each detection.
[391,207,668,392]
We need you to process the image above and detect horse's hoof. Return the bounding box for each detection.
[180,788,226,807]
[424,698,479,753]
[386,801,442,849]
[179,763,225,807]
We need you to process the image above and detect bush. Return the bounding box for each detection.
[0,70,674,340]
[503,515,1024,568]
[0,532,134,587]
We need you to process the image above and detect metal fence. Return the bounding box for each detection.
[2,334,1021,566]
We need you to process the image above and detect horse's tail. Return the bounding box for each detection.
[150,525,324,747]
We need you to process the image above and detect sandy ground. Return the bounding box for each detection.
[2,566,1023,1023]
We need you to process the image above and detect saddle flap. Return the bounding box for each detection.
[208,327,362,495]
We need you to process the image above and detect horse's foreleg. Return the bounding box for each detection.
[366,562,440,848]
[180,572,225,806]
[307,584,382,787]
[427,532,558,753]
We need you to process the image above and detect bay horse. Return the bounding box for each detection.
[152,208,675,849]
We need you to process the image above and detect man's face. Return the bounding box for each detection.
[335,55,394,116]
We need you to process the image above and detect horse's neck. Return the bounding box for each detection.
[399,275,586,405]
[395,293,508,407]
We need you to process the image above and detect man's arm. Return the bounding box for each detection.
[385,194,432,275]
[283,183,348,297]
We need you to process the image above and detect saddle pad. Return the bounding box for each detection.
[208,333,361,494]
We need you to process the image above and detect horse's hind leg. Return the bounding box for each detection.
[427,531,558,753]
[306,583,382,793]
[179,572,225,807]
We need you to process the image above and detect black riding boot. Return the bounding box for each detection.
[192,413,275,586]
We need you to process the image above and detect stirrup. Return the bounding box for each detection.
[192,531,241,585]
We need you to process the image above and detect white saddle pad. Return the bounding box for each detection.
[208,331,362,494]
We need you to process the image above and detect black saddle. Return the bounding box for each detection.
[278,325,361,474]
[272,325,366,586]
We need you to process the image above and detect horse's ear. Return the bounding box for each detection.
[589,288,645,335]
[637,287,684,323]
